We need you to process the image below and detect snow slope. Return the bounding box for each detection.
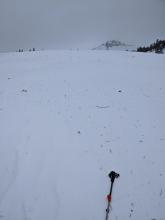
[0,50,165,220]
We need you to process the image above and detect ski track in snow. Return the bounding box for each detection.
[0,50,165,220]
[0,147,18,205]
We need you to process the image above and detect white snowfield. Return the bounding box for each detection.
[0,50,165,220]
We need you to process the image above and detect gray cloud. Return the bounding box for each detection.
[0,0,165,52]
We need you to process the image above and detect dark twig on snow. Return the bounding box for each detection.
[96,105,110,109]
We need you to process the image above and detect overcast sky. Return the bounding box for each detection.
[0,0,165,51]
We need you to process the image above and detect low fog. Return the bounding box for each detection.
[0,0,165,52]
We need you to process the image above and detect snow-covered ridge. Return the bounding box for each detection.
[93,40,135,51]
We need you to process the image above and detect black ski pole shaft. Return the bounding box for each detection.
[105,171,120,220]
[109,181,114,197]
[105,182,113,220]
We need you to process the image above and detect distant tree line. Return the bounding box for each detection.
[18,49,23,52]
[17,48,36,52]
[29,48,36,52]
[137,39,165,54]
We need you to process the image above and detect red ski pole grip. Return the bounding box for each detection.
[107,194,112,202]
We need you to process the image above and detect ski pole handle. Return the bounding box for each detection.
[108,171,120,183]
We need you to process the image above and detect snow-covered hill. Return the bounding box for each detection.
[93,40,136,51]
[0,50,165,220]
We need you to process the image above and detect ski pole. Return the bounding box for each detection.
[105,171,120,220]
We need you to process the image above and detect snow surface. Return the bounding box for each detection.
[0,50,165,220]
